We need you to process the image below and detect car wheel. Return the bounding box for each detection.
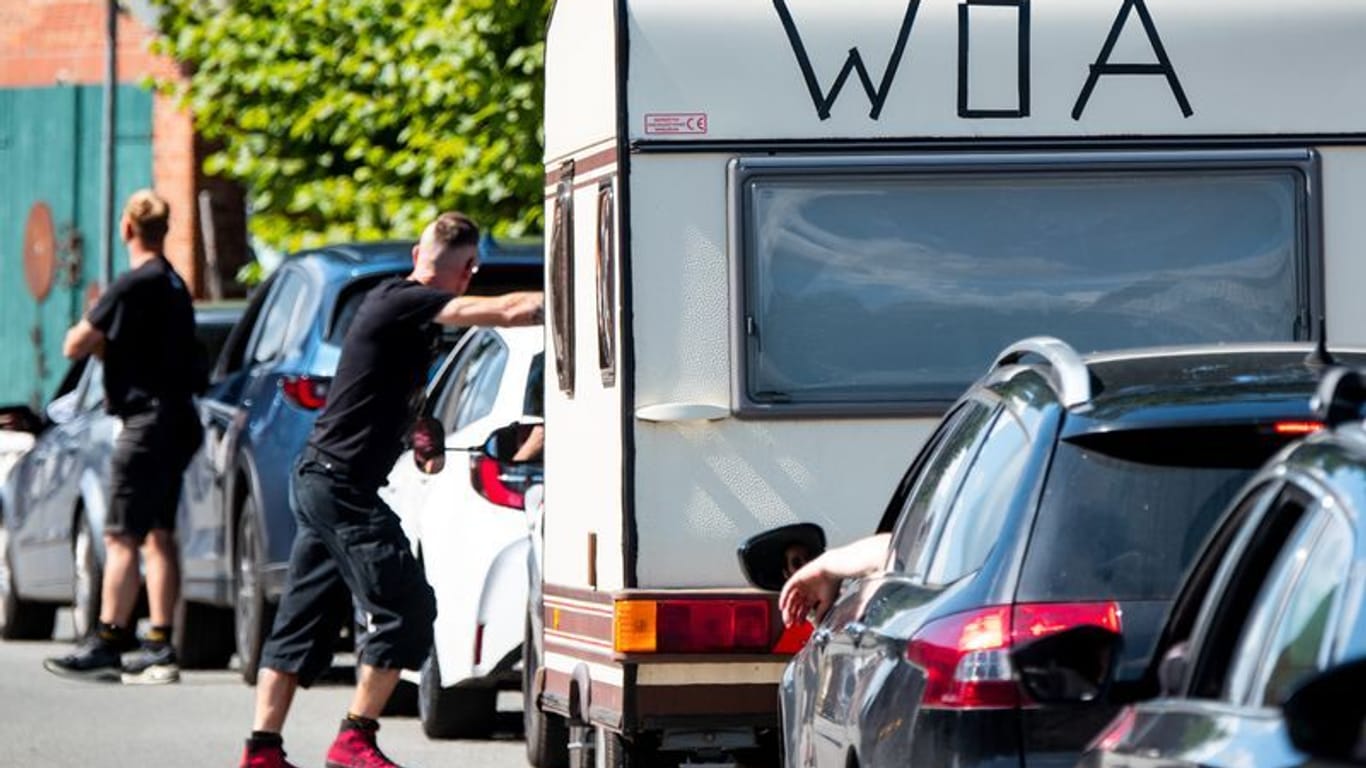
[525,618,569,768]
[235,497,276,685]
[418,645,497,739]
[71,510,102,640]
[174,597,235,669]
[0,526,56,640]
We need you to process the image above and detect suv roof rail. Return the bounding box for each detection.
[992,336,1092,408]
[1312,367,1366,427]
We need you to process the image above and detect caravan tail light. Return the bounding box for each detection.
[280,375,329,410]
[614,599,771,654]
[906,602,1121,710]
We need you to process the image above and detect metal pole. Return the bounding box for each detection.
[198,190,224,301]
[100,0,118,289]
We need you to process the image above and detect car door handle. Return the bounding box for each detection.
[843,622,868,644]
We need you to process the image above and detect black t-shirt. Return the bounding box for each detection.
[308,278,453,488]
[87,255,201,416]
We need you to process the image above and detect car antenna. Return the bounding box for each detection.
[1305,316,1336,368]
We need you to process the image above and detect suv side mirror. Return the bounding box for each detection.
[1012,625,1123,705]
[737,523,827,592]
[1285,658,1366,765]
[0,405,46,435]
[411,416,446,475]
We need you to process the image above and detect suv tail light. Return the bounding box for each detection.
[614,598,771,654]
[906,601,1121,710]
[280,375,329,410]
[471,455,526,510]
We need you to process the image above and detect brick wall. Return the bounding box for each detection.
[0,0,247,298]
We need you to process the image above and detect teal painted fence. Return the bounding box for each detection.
[0,84,153,408]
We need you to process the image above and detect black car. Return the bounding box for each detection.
[1067,365,1366,768]
[176,236,541,682]
[742,338,1358,768]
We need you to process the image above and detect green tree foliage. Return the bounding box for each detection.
[153,0,550,250]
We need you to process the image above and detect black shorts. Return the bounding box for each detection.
[106,401,203,541]
[259,449,436,687]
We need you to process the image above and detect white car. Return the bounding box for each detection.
[382,325,544,739]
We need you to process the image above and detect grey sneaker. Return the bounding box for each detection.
[120,643,180,685]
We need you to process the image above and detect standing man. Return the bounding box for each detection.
[241,212,543,768]
[44,189,205,685]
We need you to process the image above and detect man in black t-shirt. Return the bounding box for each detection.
[240,213,543,768]
[44,189,204,685]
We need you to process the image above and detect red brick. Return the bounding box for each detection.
[1,0,249,298]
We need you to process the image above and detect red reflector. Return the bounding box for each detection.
[280,375,329,410]
[772,620,814,654]
[473,623,485,666]
[654,599,771,653]
[1274,420,1324,435]
[473,455,525,509]
[906,602,1122,711]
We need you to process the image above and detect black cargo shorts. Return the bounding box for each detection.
[258,447,436,687]
[106,399,203,541]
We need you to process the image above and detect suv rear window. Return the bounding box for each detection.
[1018,425,1303,603]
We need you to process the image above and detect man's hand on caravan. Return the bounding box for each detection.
[778,533,892,627]
[435,291,544,328]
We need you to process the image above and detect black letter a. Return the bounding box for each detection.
[773,0,922,121]
[1072,0,1192,120]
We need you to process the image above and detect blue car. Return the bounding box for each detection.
[176,237,542,682]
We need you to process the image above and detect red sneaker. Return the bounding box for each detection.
[239,741,301,768]
[325,722,402,768]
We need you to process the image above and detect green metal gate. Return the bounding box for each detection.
[0,84,153,408]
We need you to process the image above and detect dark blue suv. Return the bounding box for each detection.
[175,237,542,682]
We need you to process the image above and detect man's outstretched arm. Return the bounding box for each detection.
[434,291,544,328]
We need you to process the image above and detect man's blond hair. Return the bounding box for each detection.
[123,189,171,245]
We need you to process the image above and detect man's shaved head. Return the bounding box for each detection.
[411,212,480,294]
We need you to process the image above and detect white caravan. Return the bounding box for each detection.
[536,0,1366,764]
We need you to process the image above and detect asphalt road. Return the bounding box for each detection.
[0,612,528,768]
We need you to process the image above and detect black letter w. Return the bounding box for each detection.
[773,0,922,121]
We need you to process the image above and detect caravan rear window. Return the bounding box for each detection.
[732,152,1318,416]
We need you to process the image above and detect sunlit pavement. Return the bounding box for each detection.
[0,611,528,768]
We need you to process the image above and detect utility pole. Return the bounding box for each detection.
[100,0,118,289]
